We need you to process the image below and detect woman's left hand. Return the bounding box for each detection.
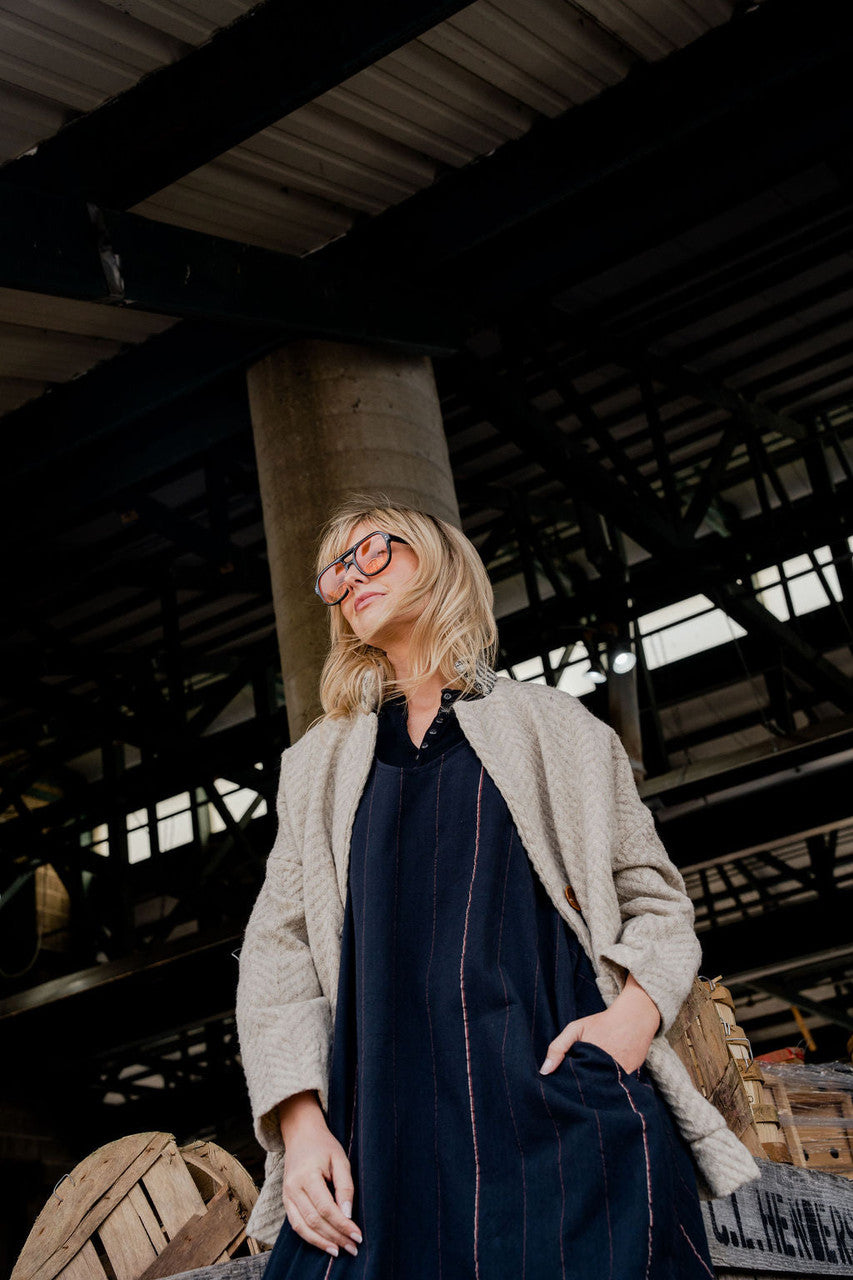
[539,974,661,1077]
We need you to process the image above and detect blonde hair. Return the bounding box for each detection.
[316,494,497,718]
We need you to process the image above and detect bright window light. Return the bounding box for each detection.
[82,823,110,857]
[511,655,545,682]
[126,809,151,864]
[156,792,190,820]
[754,546,843,621]
[208,781,267,834]
[159,808,193,852]
[638,596,747,668]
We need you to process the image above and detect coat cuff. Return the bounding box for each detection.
[598,938,699,1035]
[240,996,333,1152]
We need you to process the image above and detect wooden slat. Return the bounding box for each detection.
[786,1090,853,1173]
[666,979,708,1045]
[141,1143,207,1236]
[687,1017,730,1096]
[762,1076,807,1167]
[13,1133,173,1280]
[137,1188,246,1280]
[98,1196,158,1280]
[710,1058,764,1157]
[55,1240,105,1280]
[179,1141,259,1219]
[126,1185,168,1252]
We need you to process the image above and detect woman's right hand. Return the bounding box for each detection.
[278,1092,362,1259]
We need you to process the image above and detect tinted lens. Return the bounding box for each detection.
[354,533,390,576]
[317,560,348,603]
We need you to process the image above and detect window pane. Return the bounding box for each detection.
[156,792,190,820]
[128,827,151,864]
[159,809,193,852]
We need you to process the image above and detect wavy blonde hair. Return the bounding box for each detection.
[316,494,497,718]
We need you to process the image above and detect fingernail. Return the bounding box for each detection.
[540,1056,555,1075]
[341,1200,353,1219]
[345,1243,359,1257]
[350,1230,363,1244]
[326,1245,339,1257]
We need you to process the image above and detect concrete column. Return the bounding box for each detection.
[247,340,460,741]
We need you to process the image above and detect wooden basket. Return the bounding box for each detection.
[12,1131,263,1280]
[666,978,768,1161]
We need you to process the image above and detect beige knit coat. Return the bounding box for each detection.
[236,677,760,1246]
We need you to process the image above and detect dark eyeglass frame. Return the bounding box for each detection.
[315,531,409,605]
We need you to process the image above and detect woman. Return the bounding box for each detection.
[236,496,759,1278]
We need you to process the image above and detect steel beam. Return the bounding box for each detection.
[602,346,808,443]
[738,979,853,1033]
[330,1,853,298]
[3,0,853,477]
[462,347,853,709]
[699,887,853,981]
[0,184,463,357]
[656,751,853,865]
[0,0,477,208]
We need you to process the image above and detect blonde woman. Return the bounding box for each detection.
[236,497,758,1279]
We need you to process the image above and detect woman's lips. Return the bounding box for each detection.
[354,591,382,612]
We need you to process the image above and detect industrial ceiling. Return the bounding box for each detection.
[1,0,852,1246]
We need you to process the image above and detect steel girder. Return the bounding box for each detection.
[0,0,478,209]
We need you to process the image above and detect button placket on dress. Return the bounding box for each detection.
[412,689,462,758]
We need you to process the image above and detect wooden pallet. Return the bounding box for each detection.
[12,1132,263,1280]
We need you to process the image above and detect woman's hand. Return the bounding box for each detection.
[278,1092,362,1259]
[539,973,661,1077]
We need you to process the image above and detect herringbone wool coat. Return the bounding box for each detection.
[235,677,760,1246]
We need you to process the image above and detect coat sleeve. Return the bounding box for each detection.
[597,726,701,1035]
[235,750,333,1154]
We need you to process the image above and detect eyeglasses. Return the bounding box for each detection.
[315,531,409,605]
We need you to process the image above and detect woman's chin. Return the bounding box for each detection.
[350,610,388,647]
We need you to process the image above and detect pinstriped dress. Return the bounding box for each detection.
[264,692,713,1280]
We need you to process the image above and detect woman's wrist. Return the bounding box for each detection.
[614,973,661,1033]
[277,1089,326,1143]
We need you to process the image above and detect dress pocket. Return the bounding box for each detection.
[573,1038,644,1080]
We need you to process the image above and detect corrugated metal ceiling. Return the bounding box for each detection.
[0,1,737,415]
[133,0,737,254]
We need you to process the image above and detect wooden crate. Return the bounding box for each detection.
[763,1070,853,1179]
[12,1132,263,1280]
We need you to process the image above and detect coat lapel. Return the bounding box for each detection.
[454,683,595,959]
[329,710,378,905]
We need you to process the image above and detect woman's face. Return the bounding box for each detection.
[338,519,424,650]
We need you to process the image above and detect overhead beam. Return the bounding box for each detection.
[596,345,809,443]
[699,888,853,986]
[0,701,288,869]
[656,750,853,864]
[732,972,845,1034]
[329,0,853,300]
[462,350,853,712]
[128,492,270,596]
[0,184,464,352]
[452,354,694,566]
[0,0,477,208]
[715,581,853,713]
[4,1,853,485]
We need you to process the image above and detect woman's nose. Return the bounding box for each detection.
[343,558,366,583]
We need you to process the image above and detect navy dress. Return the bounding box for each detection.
[265,692,713,1279]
